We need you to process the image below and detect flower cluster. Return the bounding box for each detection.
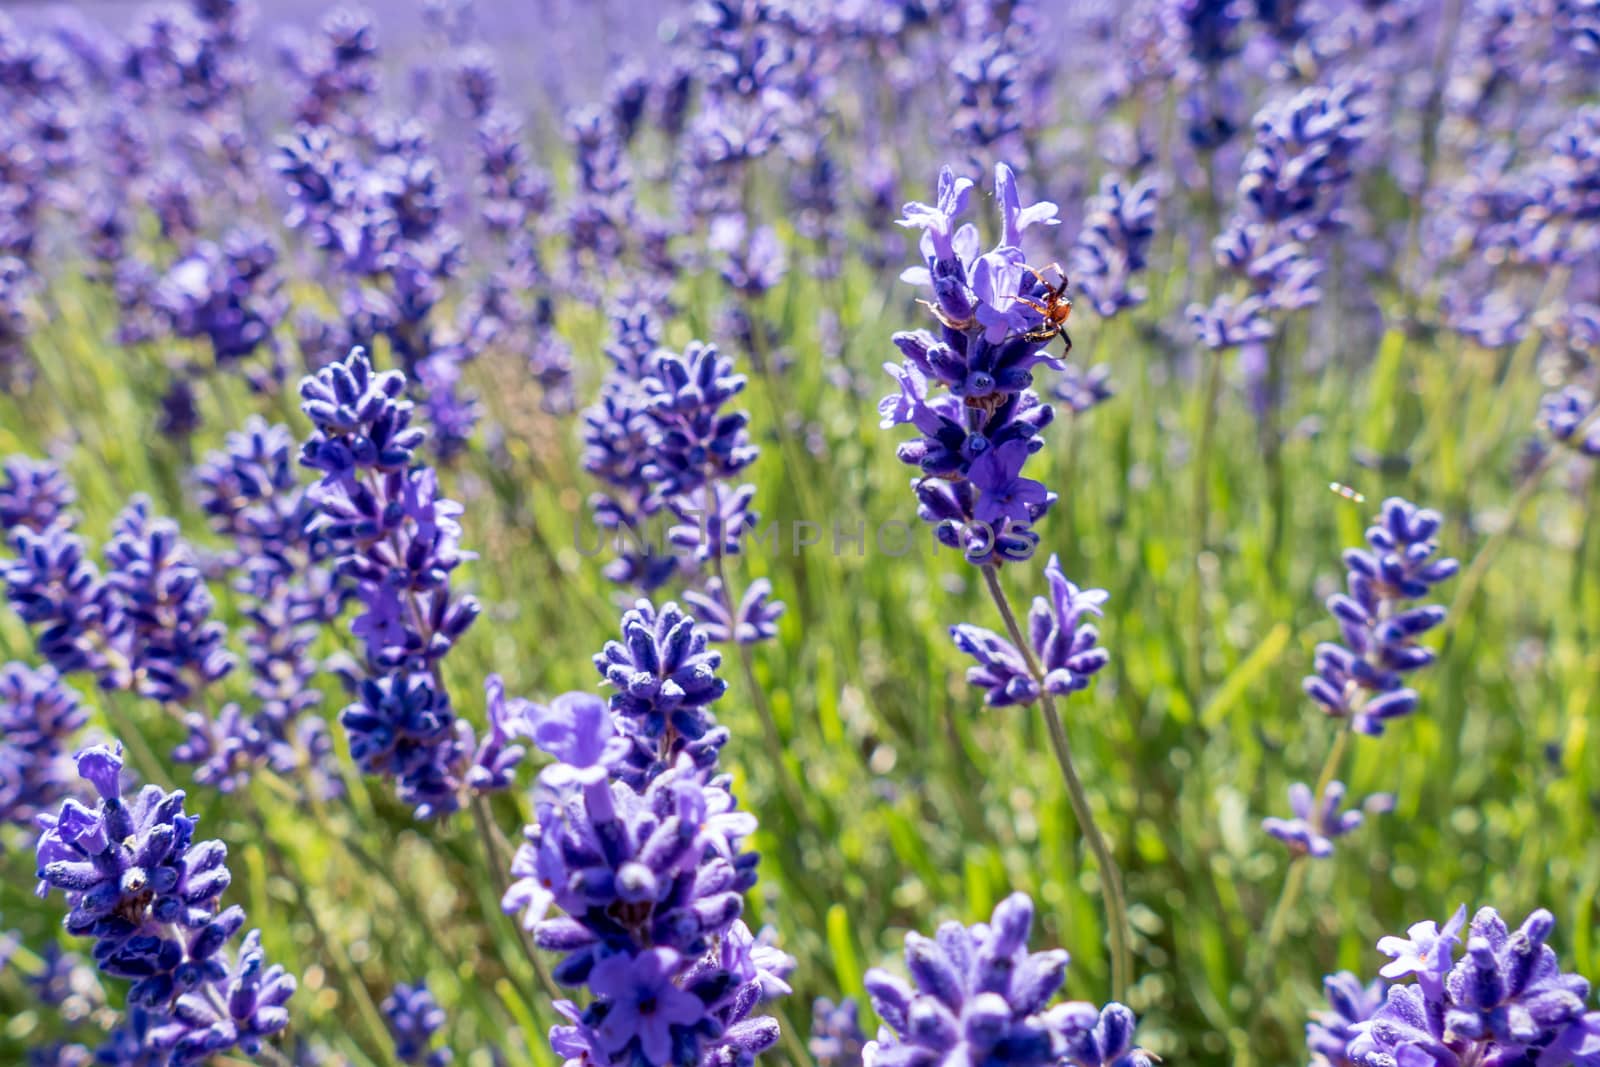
[3,481,235,705]
[1302,497,1458,735]
[0,456,76,536]
[1193,79,1373,352]
[33,744,296,1063]
[950,554,1111,707]
[1262,781,1393,858]
[1315,905,1600,1066]
[1071,174,1160,320]
[579,303,785,643]
[298,346,520,818]
[184,415,346,794]
[593,598,732,788]
[883,163,1069,565]
[0,662,87,831]
[1540,385,1600,457]
[864,893,1151,1067]
[153,226,287,373]
[383,980,453,1066]
[1264,497,1455,859]
[809,997,866,1067]
[503,599,790,1067]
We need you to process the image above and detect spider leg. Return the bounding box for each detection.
[1024,262,1068,293]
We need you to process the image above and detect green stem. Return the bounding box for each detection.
[1187,344,1227,694]
[1261,723,1352,953]
[241,796,394,1059]
[981,565,1133,1003]
[711,553,809,824]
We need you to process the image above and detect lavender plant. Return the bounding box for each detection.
[863,893,1152,1067]
[1309,905,1600,1065]
[883,160,1132,1000]
[32,743,296,1063]
[501,598,791,1067]
[296,345,511,819]
[1262,498,1457,947]
[5,1,1600,1063]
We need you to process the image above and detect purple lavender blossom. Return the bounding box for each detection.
[581,305,778,603]
[2,520,113,678]
[382,981,452,1066]
[1071,175,1160,319]
[950,555,1110,707]
[684,576,784,646]
[864,893,1151,1067]
[1261,781,1392,858]
[0,662,86,830]
[1303,498,1458,735]
[1307,972,1385,1067]
[504,618,788,1067]
[155,227,287,370]
[191,417,346,794]
[102,497,235,703]
[592,597,732,786]
[810,997,865,1067]
[1329,906,1600,1065]
[0,457,76,536]
[1540,385,1600,457]
[298,347,483,818]
[1195,79,1373,350]
[34,744,296,1063]
[466,675,528,793]
[885,163,1072,565]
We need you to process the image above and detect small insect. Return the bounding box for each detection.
[1015,262,1073,353]
[1328,482,1367,503]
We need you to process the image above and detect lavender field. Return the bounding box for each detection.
[1,1,1598,1065]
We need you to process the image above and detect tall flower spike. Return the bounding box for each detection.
[298,346,482,818]
[506,580,790,1067]
[885,163,1069,566]
[0,661,86,829]
[1303,497,1458,734]
[34,743,296,1064]
[1071,174,1160,320]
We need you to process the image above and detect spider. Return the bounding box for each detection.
[1014,262,1073,353]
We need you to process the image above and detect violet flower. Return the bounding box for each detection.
[1327,906,1600,1065]
[864,893,1152,1067]
[34,744,296,1063]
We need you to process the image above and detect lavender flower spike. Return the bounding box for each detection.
[1327,905,1600,1065]
[885,163,1071,565]
[1303,498,1458,734]
[383,981,453,1066]
[950,555,1110,707]
[1261,781,1392,858]
[34,743,295,1063]
[863,892,1152,1067]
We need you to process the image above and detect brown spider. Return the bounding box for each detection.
[1014,262,1073,353]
